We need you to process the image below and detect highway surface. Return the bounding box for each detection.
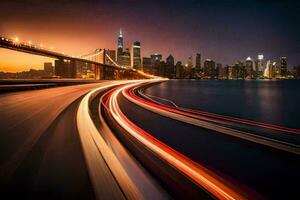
[1,80,299,200]
[0,80,169,200]
[0,82,115,199]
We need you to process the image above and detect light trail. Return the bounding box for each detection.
[135,87,300,135]
[77,81,143,200]
[103,81,250,200]
[124,84,300,155]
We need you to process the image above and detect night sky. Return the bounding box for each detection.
[1,0,300,71]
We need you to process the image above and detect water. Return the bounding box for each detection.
[145,79,300,129]
[119,79,300,199]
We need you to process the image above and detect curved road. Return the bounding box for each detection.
[0,82,119,199]
[101,81,300,200]
[1,80,299,200]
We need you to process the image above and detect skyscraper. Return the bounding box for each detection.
[203,59,215,79]
[131,41,141,70]
[142,57,152,74]
[216,63,223,79]
[187,56,193,68]
[118,48,130,67]
[166,54,175,78]
[118,29,123,50]
[255,54,264,78]
[264,60,272,79]
[175,61,184,79]
[150,53,162,64]
[195,53,201,71]
[117,29,123,63]
[166,54,175,66]
[280,56,287,78]
[245,57,254,79]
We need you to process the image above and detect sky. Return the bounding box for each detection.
[1,0,300,72]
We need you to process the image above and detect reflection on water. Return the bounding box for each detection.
[145,80,300,128]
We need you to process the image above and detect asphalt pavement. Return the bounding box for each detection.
[0,83,115,199]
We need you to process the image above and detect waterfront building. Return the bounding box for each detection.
[166,54,175,78]
[280,56,287,78]
[293,65,300,79]
[142,57,158,75]
[195,53,201,72]
[175,61,184,79]
[150,53,162,64]
[158,61,167,77]
[203,59,215,79]
[223,65,229,79]
[235,61,245,79]
[245,57,254,79]
[131,41,141,70]
[255,54,264,78]
[216,63,224,79]
[228,65,238,79]
[264,60,272,79]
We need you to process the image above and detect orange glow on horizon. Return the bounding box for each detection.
[0,49,55,72]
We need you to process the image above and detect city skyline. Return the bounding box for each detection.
[1,0,300,72]
[0,29,297,73]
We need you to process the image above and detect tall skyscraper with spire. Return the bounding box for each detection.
[117,29,131,67]
[118,29,123,49]
[117,28,123,63]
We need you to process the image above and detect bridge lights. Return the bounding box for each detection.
[28,40,32,46]
[50,46,54,50]
[39,44,43,48]
[13,37,19,45]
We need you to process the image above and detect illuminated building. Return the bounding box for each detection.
[118,48,131,67]
[280,56,287,78]
[227,65,237,79]
[255,54,264,78]
[131,41,141,70]
[235,61,245,79]
[264,60,272,79]
[272,62,281,79]
[117,28,123,63]
[150,53,162,64]
[203,59,215,79]
[245,57,254,79]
